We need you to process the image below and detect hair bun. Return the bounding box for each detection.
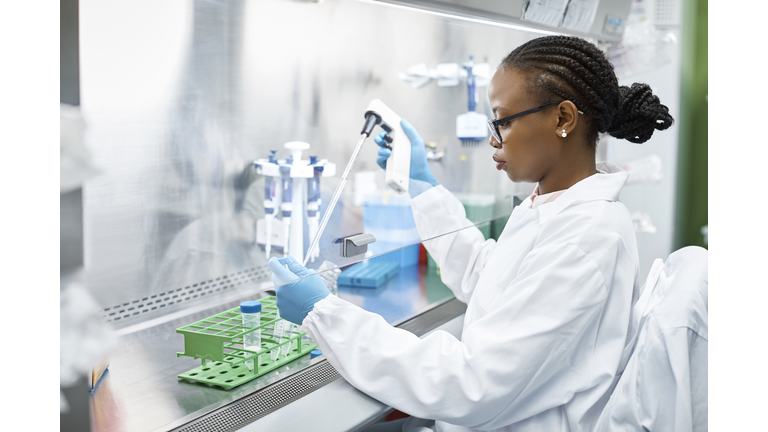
[607,83,674,143]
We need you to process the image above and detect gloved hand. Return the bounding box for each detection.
[374,119,438,189]
[268,256,330,325]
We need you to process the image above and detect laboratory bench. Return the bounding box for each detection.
[90,263,466,432]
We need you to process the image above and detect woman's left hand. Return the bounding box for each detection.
[268,256,330,325]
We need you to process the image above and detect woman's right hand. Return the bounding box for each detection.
[374,119,437,187]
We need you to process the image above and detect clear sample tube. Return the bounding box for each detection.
[240,301,262,372]
[281,323,295,356]
[271,314,285,362]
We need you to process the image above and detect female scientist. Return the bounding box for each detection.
[268,35,673,432]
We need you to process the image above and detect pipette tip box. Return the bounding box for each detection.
[338,261,399,289]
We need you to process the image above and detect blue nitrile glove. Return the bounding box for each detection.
[374,119,438,197]
[268,256,330,325]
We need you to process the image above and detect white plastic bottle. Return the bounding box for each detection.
[240,301,262,372]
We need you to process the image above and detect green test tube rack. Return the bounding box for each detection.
[176,296,317,390]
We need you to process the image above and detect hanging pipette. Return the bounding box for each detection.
[307,157,323,263]
[263,151,278,259]
[280,164,292,257]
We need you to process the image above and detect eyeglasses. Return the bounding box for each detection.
[486,102,558,144]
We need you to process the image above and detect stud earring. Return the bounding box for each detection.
[561,130,567,138]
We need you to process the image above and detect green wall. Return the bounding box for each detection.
[675,0,708,249]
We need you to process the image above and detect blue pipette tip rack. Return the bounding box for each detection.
[338,261,399,289]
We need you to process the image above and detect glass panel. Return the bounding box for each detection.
[287,171,522,275]
[79,0,539,314]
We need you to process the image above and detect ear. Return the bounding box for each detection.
[554,101,580,138]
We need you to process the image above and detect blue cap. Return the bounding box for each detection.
[240,301,262,313]
[309,155,318,164]
[310,349,322,359]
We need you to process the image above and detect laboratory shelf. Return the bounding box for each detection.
[176,297,317,390]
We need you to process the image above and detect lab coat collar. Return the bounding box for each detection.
[531,162,629,226]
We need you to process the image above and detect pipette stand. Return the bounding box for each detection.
[254,142,336,263]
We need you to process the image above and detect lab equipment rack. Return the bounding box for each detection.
[176,296,316,390]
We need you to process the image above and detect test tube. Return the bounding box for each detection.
[281,323,295,356]
[271,315,285,362]
[240,301,262,372]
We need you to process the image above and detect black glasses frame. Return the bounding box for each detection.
[487,102,558,144]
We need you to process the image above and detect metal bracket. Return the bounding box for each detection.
[341,233,376,258]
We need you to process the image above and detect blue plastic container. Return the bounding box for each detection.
[369,243,420,267]
[338,261,400,289]
[364,192,420,268]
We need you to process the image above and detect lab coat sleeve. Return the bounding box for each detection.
[302,243,607,430]
[409,185,497,303]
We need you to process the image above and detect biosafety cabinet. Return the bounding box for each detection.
[61,0,683,430]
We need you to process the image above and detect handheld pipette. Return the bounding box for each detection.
[303,99,411,266]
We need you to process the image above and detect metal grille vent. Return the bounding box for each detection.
[173,361,341,432]
[102,265,270,323]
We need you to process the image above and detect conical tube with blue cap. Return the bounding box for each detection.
[240,301,262,373]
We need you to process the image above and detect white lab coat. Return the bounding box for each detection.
[594,246,708,432]
[302,162,639,432]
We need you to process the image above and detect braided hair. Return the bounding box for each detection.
[501,35,673,144]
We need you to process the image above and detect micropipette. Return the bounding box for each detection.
[303,99,411,266]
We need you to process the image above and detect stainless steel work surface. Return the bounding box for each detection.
[91,265,455,432]
[241,314,466,432]
[237,378,387,432]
